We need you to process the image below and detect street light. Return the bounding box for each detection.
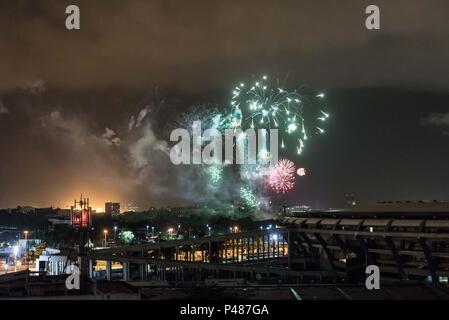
[13,245,19,273]
[4,256,8,274]
[167,228,174,238]
[208,226,212,236]
[23,230,29,270]
[103,229,108,247]
[152,226,155,236]
[146,225,149,237]
[114,226,118,243]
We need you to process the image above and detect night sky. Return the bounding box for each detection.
[0,0,448,210]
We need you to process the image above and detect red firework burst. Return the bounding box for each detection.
[266,159,296,194]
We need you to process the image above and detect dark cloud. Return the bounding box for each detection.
[0,99,8,114]
[421,112,449,138]
[421,113,449,127]
[1,0,449,93]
